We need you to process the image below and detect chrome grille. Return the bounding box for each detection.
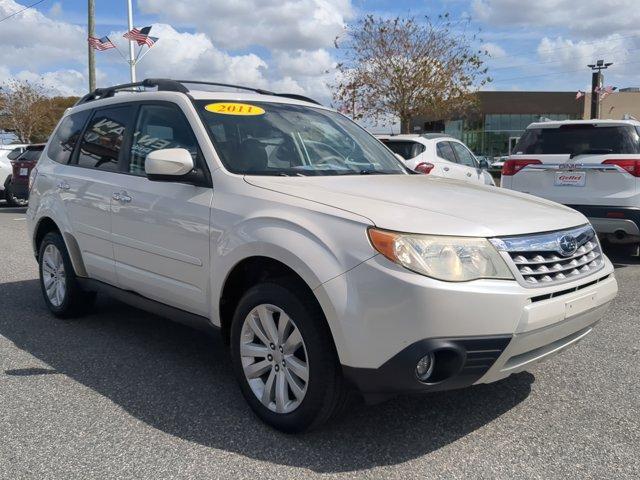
[490,225,605,287]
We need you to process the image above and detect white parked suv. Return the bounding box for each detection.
[27,79,617,432]
[502,119,640,249]
[376,134,495,185]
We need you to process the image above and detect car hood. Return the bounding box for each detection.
[244,175,588,237]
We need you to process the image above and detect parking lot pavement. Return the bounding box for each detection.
[0,205,638,480]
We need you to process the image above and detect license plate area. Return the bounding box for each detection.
[554,171,586,187]
[565,291,598,319]
[19,167,28,176]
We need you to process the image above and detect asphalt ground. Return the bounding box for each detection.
[0,204,638,479]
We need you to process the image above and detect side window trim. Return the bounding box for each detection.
[68,109,94,166]
[126,101,212,185]
[70,105,134,172]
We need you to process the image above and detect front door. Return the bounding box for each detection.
[110,102,213,316]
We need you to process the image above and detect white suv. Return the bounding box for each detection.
[27,79,617,432]
[502,119,640,248]
[376,134,495,185]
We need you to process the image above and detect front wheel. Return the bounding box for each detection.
[230,281,348,433]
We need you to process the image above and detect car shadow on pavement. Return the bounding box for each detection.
[0,279,533,473]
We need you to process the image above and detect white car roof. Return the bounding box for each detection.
[0,144,28,150]
[527,119,640,129]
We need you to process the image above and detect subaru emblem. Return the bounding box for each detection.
[558,235,578,256]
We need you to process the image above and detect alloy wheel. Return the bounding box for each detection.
[42,244,66,307]
[240,304,309,414]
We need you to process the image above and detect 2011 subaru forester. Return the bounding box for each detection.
[26,79,618,432]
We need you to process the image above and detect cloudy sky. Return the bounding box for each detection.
[1,0,639,103]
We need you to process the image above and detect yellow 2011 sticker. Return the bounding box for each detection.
[204,102,265,116]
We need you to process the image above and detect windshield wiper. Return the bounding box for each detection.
[569,148,613,158]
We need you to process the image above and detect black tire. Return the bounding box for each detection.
[38,232,96,318]
[230,280,348,433]
[4,180,28,207]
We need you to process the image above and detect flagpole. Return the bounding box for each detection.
[126,0,136,82]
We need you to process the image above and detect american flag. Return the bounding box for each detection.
[88,35,115,51]
[600,85,617,100]
[123,26,156,47]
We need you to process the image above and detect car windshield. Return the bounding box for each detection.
[379,140,425,160]
[7,148,24,160]
[17,148,43,162]
[515,124,640,155]
[195,100,408,176]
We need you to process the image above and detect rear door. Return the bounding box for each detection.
[507,123,640,206]
[110,102,213,316]
[60,105,134,284]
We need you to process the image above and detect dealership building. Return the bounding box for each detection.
[408,90,640,157]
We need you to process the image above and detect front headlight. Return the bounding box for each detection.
[368,228,514,282]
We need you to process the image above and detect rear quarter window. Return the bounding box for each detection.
[515,125,640,155]
[48,110,91,164]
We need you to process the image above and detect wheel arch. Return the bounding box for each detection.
[33,216,87,277]
[217,256,326,343]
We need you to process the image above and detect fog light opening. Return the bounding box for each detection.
[415,353,435,382]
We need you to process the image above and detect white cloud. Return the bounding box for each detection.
[0,0,85,71]
[137,0,353,51]
[126,24,269,88]
[482,42,506,59]
[13,69,88,96]
[274,49,335,77]
[472,0,640,37]
[536,34,634,78]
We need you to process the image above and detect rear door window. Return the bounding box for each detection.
[76,106,133,172]
[515,125,640,155]
[381,140,425,159]
[48,111,91,164]
[436,141,457,162]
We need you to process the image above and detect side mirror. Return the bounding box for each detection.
[145,148,194,180]
[479,159,489,170]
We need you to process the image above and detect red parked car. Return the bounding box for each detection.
[4,144,45,207]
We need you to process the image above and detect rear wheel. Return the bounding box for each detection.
[230,281,348,433]
[38,232,95,318]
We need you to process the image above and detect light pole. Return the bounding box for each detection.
[126,0,136,83]
[587,59,613,119]
[88,0,96,91]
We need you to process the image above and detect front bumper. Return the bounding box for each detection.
[316,254,617,399]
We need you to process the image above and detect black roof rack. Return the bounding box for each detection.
[74,78,321,106]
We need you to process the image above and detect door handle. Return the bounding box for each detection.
[112,192,121,201]
[56,181,70,190]
[466,172,472,177]
[118,191,132,203]
[443,167,450,172]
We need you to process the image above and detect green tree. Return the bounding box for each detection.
[333,14,491,133]
[0,80,77,143]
